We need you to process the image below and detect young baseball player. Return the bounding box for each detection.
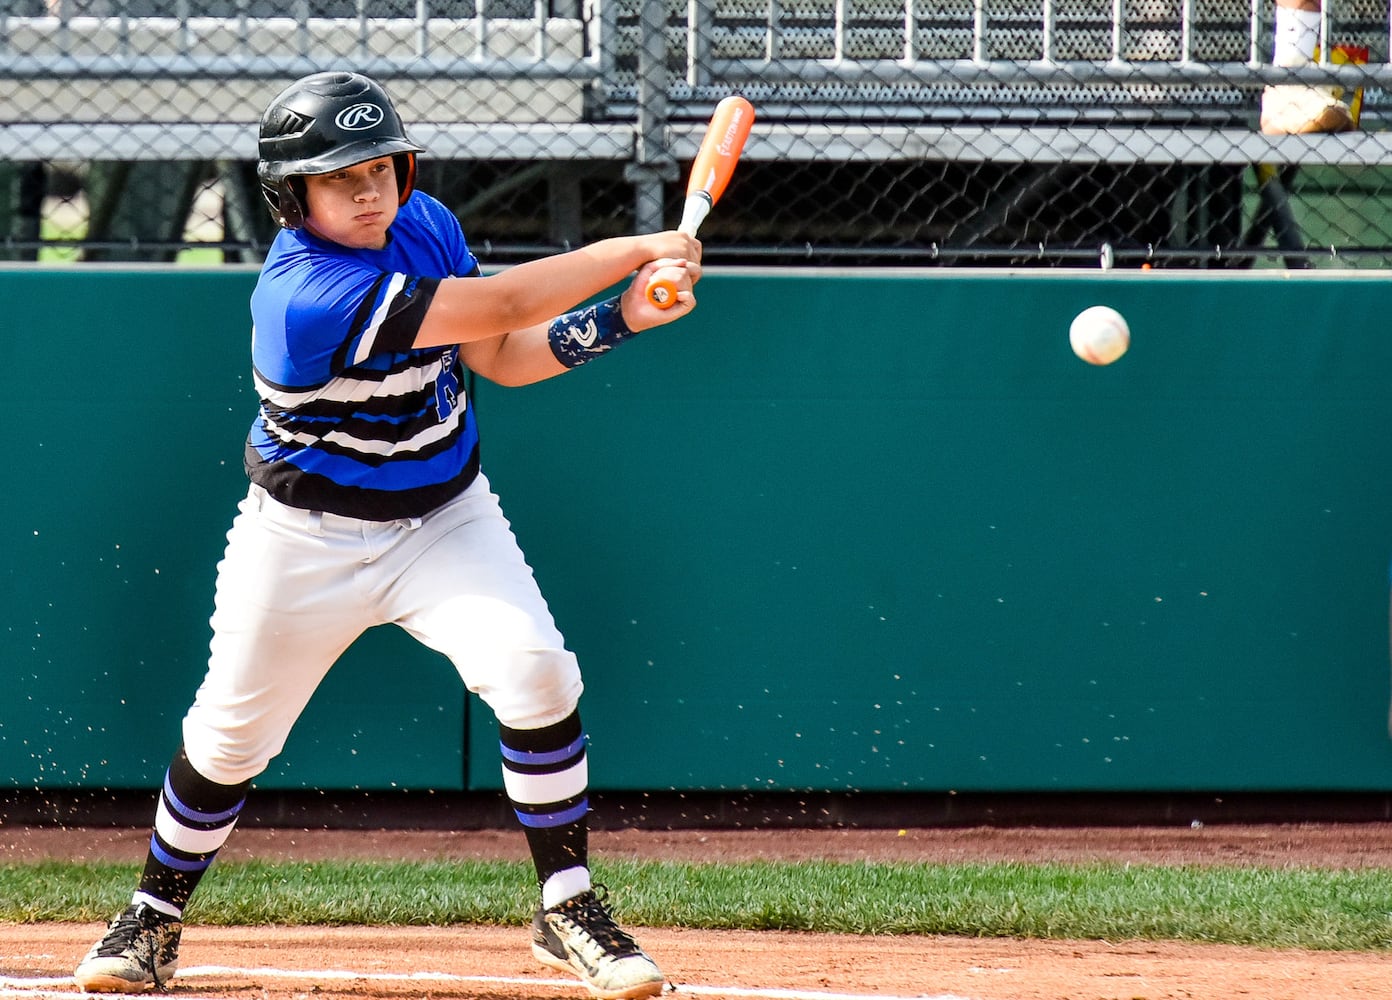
[74,71,700,1000]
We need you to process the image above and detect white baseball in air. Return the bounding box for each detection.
[1069,305,1130,366]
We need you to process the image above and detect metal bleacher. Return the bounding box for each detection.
[634,0,1392,163]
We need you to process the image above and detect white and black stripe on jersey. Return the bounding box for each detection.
[244,192,484,521]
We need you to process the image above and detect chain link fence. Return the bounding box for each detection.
[2,0,1391,267]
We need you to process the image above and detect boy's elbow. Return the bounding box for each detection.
[485,370,533,388]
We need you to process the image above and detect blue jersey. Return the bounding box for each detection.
[246,191,482,520]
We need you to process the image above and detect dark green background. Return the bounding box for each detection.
[5,267,1392,794]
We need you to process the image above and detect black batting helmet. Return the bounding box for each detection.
[257,72,424,230]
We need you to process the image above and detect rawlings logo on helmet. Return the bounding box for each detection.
[335,103,385,131]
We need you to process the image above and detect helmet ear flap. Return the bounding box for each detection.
[288,177,308,223]
[261,177,307,230]
[395,152,417,205]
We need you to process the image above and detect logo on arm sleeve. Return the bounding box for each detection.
[566,315,600,349]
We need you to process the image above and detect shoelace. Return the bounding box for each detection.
[556,887,643,959]
[96,905,170,989]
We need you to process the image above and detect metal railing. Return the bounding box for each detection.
[2,0,1390,265]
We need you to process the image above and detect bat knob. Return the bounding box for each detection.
[645,278,679,310]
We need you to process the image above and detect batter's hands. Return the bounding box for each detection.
[644,229,701,265]
[622,256,701,329]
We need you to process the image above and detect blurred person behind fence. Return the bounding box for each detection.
[1261,0,1354,134]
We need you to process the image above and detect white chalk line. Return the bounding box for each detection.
[0,966,974,1000]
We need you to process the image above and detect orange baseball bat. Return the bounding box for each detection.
[646,95,755,309]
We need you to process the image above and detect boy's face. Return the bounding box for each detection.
[302,156,399,249]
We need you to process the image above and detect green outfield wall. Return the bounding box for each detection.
[5,266,1392,795]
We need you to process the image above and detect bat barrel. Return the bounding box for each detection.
[646,94,754,311]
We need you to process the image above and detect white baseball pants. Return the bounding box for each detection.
[182,474,583,785]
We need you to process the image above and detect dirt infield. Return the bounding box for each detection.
[6,823,1392,1000]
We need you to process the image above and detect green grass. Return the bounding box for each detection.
[37,213,227,265]
[4,857,1392,952]
[32,245,228,265]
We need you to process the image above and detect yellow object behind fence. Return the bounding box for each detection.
[1320,43,1368,128]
